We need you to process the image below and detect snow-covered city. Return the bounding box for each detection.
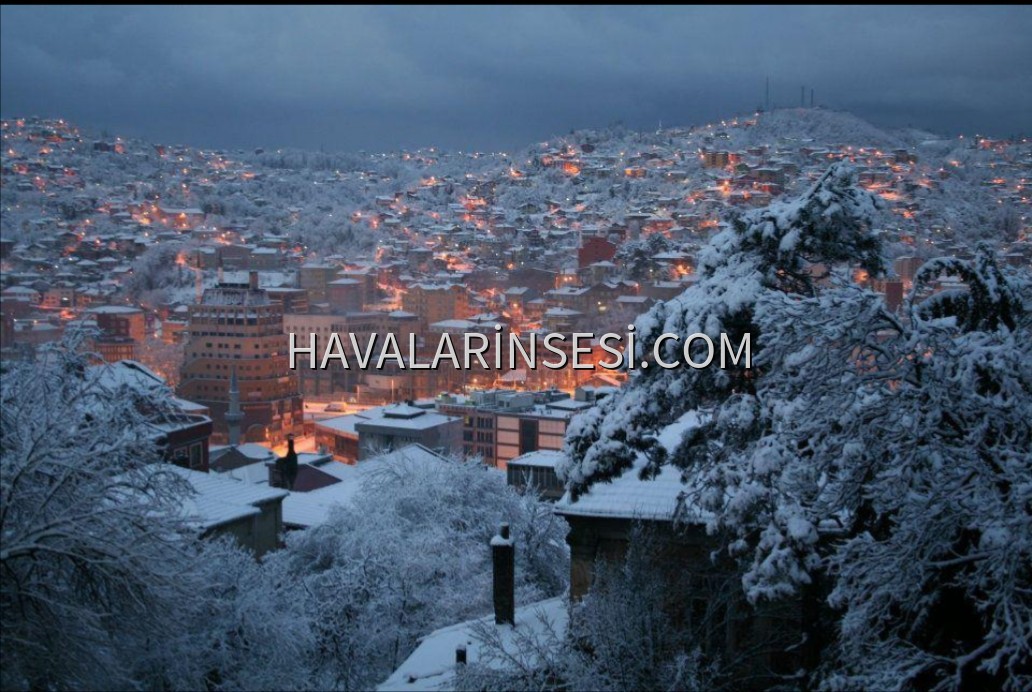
[1,6,1030,691]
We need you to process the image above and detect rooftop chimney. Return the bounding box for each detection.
[249,270,259,290]
[491,523,515,626]
[455,644,467,666]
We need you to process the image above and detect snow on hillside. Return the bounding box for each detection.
[734,108,912,149]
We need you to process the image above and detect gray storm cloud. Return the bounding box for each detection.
[2,6,1029,151]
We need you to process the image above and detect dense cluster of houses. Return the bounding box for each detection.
[2,109,1029,494]
[3,114,1029,374]
[3,111,1028,690]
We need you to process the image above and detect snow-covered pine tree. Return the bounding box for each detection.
[824,247,1029,689]
[613,232,677,282]
[559,162,884,496]
[559,161,1031,689]
[708,244,1031,689]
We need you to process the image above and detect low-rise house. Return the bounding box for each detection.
[506,450,565,501]
[169,465,287,557]
[92,359,213,471]
[355,403,461,460]
[555,411,817,686]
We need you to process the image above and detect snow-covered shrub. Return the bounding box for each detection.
[456,525,718,692]
[262,455,569,690]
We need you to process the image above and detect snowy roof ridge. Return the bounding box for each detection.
[555,410,711,523]
[379,596,568,691]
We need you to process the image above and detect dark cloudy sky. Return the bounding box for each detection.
[2,6,1030,152]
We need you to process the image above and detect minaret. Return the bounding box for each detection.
[226,366,243,446]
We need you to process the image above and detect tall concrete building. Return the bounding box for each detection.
[178,272,303,444]
[87,305,147,362]
[401,282,470,328]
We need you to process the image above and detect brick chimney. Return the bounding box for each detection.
[491,523,515,625]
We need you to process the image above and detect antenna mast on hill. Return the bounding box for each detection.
[765,76,770,111]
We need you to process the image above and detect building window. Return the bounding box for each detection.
[189,443,203,469]
[519,418,538,454]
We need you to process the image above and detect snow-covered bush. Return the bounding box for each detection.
[456,526,718,692]
[262,455,569,690]
[0,336,312,690]
[1,337,192,689]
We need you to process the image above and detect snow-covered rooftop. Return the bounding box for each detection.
[167,466,288,532]
[315,412,368,435]
[544,398,594,412]
[357,407,459,432]
[379,596,568,692]
[507,450,564,469]
[555,410,710,522]
[86,304,143,314]
[282,444,448,528]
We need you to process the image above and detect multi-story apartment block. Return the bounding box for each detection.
[178,272,303,444]
[88,305,147,362]
[402,282,470,328]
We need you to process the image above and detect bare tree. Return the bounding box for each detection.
[1,336,194,689]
